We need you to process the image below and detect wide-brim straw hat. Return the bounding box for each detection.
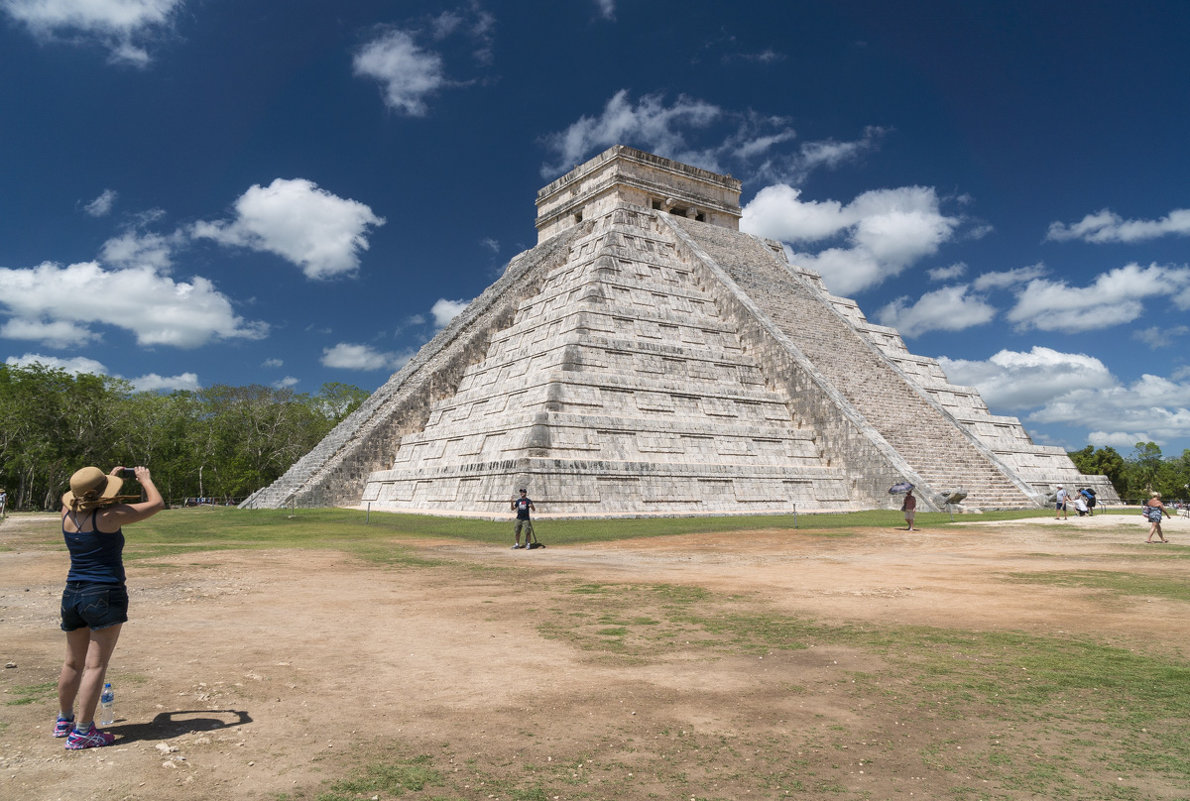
[62,467,123,510]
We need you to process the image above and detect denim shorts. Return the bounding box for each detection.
[60,582,129,632]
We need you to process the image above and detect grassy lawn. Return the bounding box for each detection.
[10,504,1127,557]
[1004,569,1190,602]
[5,504,1073,560]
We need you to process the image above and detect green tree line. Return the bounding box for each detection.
[1068,443,1190,503]
[0,364,368,511]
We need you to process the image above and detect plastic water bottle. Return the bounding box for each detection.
[99,683,115,726]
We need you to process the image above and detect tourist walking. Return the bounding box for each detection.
[55,466,163,749]
[510,488,535,548]
[901,489,917,531]
[1144,491,1171,543]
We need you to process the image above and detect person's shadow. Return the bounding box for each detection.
[108,709,252,744]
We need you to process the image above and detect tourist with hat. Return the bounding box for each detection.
[1144,491,1171,543]
[1054,485,1068,520]
[54,465,163,749]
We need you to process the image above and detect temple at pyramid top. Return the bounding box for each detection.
[243,145,1117,516]
[535,145,743,242]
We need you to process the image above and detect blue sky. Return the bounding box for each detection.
[2,1,1189,456]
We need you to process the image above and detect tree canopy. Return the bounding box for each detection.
[1068,442,1190,502]
[0,364,367,510]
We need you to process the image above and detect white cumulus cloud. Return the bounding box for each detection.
[1005,262,1190,333]
[100,229,177,270]
[0,318,96,348]
[740,184,846,241]
[0,0,182,65]
[431,297,470,328]
[1134,324,1190,349]
[6,352,109,375]
[928,262,966,282]
[1032,374,1190,448]
[353,5,494,112]
[192,178,385,280]
[0,261,267,347]
[321,342,413,372]
[797,126,887,175]
[876,285,996,337]
[130,371,199,391]
[353,29,445,115]
[937,347,1116,411]
[4,353,199,391]
[540,90,722,177]
[1046,207,1190,243]
[732,125,884,186]
[541,93,882,188]
[1087,431,1150,449]
[934,348,1190,447]
[741,184,960,295]
[84,189,118,217]
[972,264,1047,291]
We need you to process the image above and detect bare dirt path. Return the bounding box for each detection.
[2,511,1187,800]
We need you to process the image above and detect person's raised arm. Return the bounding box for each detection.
[100,466,164,528]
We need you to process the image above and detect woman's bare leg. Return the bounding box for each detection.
[59,624,122,726]
[57,627,91,717]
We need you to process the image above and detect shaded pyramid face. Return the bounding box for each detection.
[362,206,854,515]
[664,214,1039,510]
[243,146,1117,515]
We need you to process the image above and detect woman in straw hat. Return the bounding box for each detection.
[54,465,163,749]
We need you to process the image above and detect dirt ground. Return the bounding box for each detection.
[2,510,1187,801]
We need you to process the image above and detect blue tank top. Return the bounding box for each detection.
[63,510,125,584]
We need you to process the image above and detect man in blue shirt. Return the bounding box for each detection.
[511,489,535,548]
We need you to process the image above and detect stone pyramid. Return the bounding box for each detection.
[242,146,1118,515]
